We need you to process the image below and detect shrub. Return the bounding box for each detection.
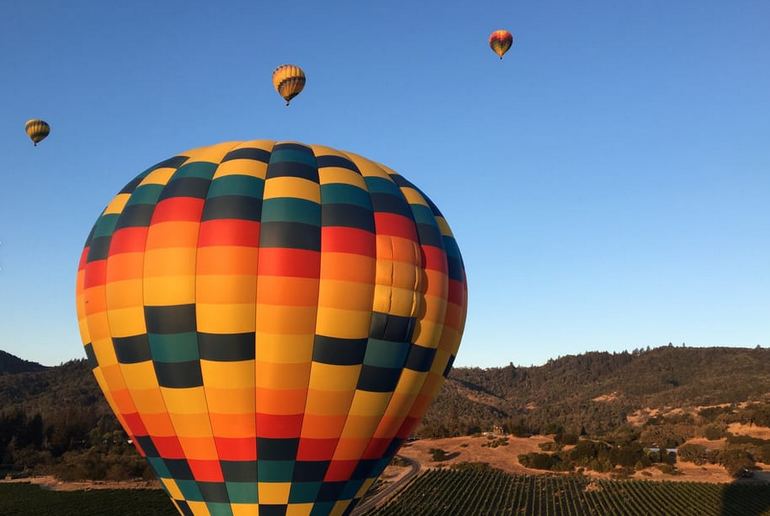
[703,424,726,440]
[519,452,560,471]
[678,443,708,465]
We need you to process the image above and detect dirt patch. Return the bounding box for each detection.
[682,437,727,450]
[632,463,734,483]
[627,407,662,426]
[728,423,770,440]
[592,392,621,403]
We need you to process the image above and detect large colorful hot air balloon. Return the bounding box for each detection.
[489,30,513,59]
[25,119,50,146]
[76,140,467,515]
[272,65,306,106]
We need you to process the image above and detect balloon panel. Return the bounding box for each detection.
[76,141,467,516]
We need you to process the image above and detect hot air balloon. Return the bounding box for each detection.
[272,65,306,106]
[489,30,513,59]
[76,140,467,515]
[25,119,50,146]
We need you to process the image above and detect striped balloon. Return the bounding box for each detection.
[489,30,513,59]
[25,119,50,146]
[76,140,467,516]
[272,65,306,106]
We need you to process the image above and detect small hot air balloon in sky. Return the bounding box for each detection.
[25,119,50,146]
[76,139,467,515]
[272,64,306,106]
[489,29,513,59]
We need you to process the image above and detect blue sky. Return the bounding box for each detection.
[1,1,768,367]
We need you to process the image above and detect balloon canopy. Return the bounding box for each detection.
[272,65,306,106]
[489,30,513,59]
[25,118,50,146]
[76,140,467,515]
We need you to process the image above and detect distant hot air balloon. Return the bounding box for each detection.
[25,119,50,146]
[76,140,467,515]
[489,29,513,59]
[272,64,306,106]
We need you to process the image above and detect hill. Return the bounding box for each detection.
[0,350,47,375]
[420,345,770,437]
[3,345,769,438]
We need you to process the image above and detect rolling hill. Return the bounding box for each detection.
[2,345,769,438]
[0,350,47,375]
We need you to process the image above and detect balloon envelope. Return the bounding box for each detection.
[489,29,513,59]
[272,65,306,105]
[25,119,50,146]
[76,140,467,515]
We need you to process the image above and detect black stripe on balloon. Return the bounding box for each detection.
[175,500,194,516]
[198,332,255,361]
[201,195,262,221]
[321,204,376,232]
[164,459,195,480]
[443,354,456,378]
[260,221,320,250]
[404,345,437,372]
[145,305,197,334]
[83,343,98,369]
[158,177,211,200]
[221,461,259,482]
[153,360,203,388]
[369,312,415,342]
[356,365,402,392]
[369,193,414,218]
[259,505,289,516]
[257,438,299,461]
[115,204,155,229]
[86,236,111,262]
[317,481,346,502]
[447,256,465,282]
[113,334,151,364]
[416,223,444,248]
[222,148,271,163]
[135,436,159,457]
[292,461,330,482]
[388,173,414,188]
[312,336,367,366]
[316,155,360,173]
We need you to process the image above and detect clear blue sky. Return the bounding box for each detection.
[1,1,768,368]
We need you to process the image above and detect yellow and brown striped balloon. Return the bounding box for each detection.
[272,64,306,106]
[25,119,50,146]
[489,29,513,59]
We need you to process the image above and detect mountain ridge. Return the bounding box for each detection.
[0,349,47,375]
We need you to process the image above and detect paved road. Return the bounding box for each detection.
[351,455,420,515]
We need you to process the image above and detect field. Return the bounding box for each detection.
[5,471,770,515]
[0,483,175,516]
[366,468,770,516]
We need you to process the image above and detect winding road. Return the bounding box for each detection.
[351,455,420,515]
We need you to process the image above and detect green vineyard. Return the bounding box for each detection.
[368,469,770,516]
